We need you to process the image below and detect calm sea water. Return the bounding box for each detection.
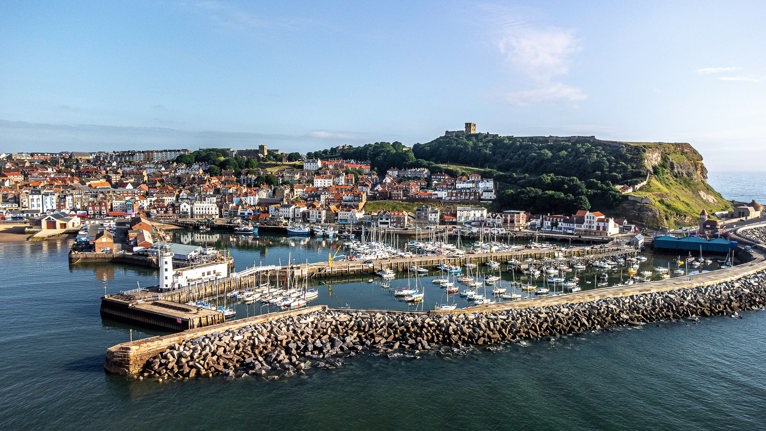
[708,171,766,204]
[2,173,766,429]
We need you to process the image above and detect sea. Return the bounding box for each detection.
[2,171,765,430]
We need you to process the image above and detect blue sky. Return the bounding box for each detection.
[1,1,764,171]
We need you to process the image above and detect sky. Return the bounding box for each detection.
[1,1,765,171]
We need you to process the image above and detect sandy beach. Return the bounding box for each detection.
[0,224,31,243]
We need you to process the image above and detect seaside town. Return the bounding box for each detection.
[0,141,764,373]
[4,146,762,242]
[6,3,766,429]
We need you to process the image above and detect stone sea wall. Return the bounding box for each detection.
[139,271,766,381]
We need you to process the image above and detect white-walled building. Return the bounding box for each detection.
[313,175,333,188]
[337,207,365,224]
[192,200,219,219]
[304,159,322,171]
[456,206,487,223]
[157,248,229,291]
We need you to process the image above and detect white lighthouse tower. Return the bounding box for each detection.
[158,246,174,291]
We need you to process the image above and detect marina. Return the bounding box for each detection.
[98,228,746,331]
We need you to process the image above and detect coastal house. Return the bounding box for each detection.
[373,211,408,229]
[94,231,115,253]
[577,210,620,236]
[456,206,487,224]
[337,206,365,224]
[415,205,440,225]
[501,210,527,230]
[40,212,81,231]
[192,199,219,219]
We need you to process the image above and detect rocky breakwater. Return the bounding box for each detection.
[140,271,766,381]
[738,225,766,245]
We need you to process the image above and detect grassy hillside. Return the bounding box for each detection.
[616,142,731,228]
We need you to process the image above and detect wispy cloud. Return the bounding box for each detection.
[483,4,585,106]
[717,75,760,83]
[695,66,760,83]
[696,66,741,75]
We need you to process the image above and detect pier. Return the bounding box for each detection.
[100,294,225,331]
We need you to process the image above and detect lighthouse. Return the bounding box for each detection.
[158,246,174,291]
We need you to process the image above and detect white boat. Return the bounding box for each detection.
[287,224,311,236]
[592,261,612,269]
[377,269,396,279]
[457,275,473,284]
[535,287,550,295]
[563,283,581,293]
[472,297,492,305]
[492,286,507,295]
[486,260,501,270]
[572,263,587,271]
[404,292,424,302]
[233,224,255,234]
[408,266,429,274]
[217,306,236,319]
[432,278,450,285]
[484,275,501,285]
[303,289,319,301]
[394,288,418,297]
[500,292,522,300]
[434,303,457,311]
[640,270,653,278]
[240,291,257,304]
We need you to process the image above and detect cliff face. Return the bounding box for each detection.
[617,142,730,229]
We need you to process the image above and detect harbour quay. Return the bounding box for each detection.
[100,294,225,331]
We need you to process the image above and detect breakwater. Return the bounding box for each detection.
[135,275,766,381]
[108,258,766,380]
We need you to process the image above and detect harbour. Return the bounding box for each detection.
[98,231,644,330]
[3,218,766,429]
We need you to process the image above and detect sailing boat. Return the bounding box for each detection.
[404,268,424,303]
[434,272,457,310]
